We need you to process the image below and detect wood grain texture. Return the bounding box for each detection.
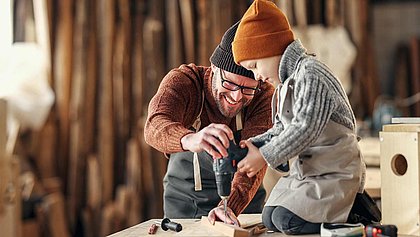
[380,128,420,235]
[53,0,74,192]
[97,0,115,204]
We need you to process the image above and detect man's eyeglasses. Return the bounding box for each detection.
[219,69,260,96]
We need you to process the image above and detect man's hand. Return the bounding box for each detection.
[237,140,266,177]
[208,205,240,226]
[181,123,234,159]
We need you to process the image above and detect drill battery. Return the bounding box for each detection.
[365,224,397,237]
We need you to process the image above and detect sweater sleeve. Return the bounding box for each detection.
[144,64,203,154]
[225,82,274,215]
[259,72,338,168]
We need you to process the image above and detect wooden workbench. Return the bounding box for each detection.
[108,214,418,237]
[107,214,317,237]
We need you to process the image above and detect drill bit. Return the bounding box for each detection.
[223,197,228,224]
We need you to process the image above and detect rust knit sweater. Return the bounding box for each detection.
[144,63,274,215]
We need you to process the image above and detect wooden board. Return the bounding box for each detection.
[383,124,420,132]
[107,214,285,237]
[107,215,417,237]
[392,117,420,124]
[200,216,249,237]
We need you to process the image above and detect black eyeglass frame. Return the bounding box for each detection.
[219,69,261,96]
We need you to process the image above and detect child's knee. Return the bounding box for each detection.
[271,206,306,234]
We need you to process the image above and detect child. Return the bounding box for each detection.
[233,0,368,234]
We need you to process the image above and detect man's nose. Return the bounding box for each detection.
[230,89,243,102]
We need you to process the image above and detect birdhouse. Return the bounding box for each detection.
[380,123,420,236]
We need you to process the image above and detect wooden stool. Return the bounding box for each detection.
[380,124,420,235]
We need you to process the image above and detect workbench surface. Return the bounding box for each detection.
[107,217,316,237]
[107,216,415,237]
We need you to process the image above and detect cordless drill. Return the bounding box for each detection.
[213,140,289,219]
[213,140,289,198]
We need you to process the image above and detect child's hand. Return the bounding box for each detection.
[207,205,240,226]
[237,140,266,178]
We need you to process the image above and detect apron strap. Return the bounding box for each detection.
[271,85,280,123]
[193,91,205,191]
[192,95,243,191]
[193,152,202,191]
[236,111,243,130]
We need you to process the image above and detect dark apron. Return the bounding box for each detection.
[163,130,266,218]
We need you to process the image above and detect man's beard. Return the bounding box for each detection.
[215,93,241,118]
[212,78,244,118]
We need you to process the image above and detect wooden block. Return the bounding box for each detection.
[198,214,264,237]
[380,125,420,235]
[200,216,249,237]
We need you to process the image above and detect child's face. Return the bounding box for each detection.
[239,55,281,87]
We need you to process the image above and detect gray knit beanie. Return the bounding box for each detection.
[210,21,255,79]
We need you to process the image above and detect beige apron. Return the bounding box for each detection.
[164,91,266,218]
[265,76,366,223]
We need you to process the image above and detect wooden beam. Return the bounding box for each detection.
[84,0,98,154]
[44,193,71,237]
[126,138,142,224]
[179,0,195,63]
[131,0,145,123]
[68,0,88,230]
[166,0,184,69]
[294,0,307,27]
[97,0,115,204]
[53,0,74,192]
[0,99,6,160]
[197,0,212,66]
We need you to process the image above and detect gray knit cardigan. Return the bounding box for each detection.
[251,39,357,168]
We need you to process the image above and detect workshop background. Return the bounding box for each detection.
[1,0,420,237]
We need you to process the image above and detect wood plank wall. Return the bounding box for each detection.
[13,0,383,236]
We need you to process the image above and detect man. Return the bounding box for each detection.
[144,21,274,224]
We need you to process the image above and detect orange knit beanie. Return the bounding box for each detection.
[232,0,294,64]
